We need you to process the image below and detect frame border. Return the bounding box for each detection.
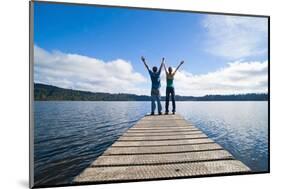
[29,0,270,188]
[29,1,34,188]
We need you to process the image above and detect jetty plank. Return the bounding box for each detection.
[118,133,208,141]
[126,128,200,133]
[75,160,249,182]
[91,150,233,166]
[122,131,203,136]
[103,143,224,155]
[74,114,250,183]
[112,138,214,147]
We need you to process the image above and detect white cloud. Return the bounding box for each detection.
[162,60,268,96]
[34,46,268,97]
[202,15,268,59]
[34,45,148,94]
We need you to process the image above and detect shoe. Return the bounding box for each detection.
[158,112,162,115]
[172,111,175,114]
[151,112,154,115]
[165,112,168,115]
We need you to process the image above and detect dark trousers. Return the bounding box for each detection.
[165,87,175,113]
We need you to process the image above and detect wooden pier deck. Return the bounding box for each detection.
[74,114,250,183]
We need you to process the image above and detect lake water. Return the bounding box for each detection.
[34,101,268,186]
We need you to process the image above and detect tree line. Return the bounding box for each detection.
[34,83,268,101]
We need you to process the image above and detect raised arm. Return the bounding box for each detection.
[141,56,150,71]
[173,60,184,75]
[158,57,165,74]
[163,62,168,75]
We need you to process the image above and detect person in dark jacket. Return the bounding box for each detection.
[141,56,164,115]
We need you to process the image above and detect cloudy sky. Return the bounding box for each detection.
[34,2,268,96]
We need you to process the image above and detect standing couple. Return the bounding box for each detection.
[141,56,184,115]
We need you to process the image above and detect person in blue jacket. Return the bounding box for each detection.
[141,56,164,115]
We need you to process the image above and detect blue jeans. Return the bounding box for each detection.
[151,88,162,113]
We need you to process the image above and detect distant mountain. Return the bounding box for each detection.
[34,83,268,101]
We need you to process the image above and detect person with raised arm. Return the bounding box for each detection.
[141,56,164,115]
[163,60,184,114]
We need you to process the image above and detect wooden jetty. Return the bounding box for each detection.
[74,114,250,183]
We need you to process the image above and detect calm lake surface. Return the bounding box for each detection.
[34,101,268,186]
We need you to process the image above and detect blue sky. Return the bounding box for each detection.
[34,2,268,96]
